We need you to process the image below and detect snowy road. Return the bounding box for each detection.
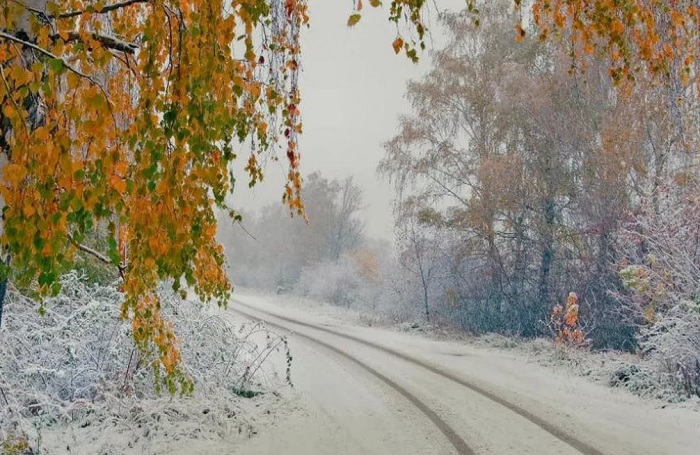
[228,294,700,455]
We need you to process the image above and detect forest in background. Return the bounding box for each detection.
[222,2,700,398]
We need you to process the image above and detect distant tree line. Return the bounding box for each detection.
[221,172,365,291]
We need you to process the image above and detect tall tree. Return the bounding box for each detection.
[380,2,665,342]
[396,205,448,323]
[0,0,308,391]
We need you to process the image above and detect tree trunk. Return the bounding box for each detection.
[0,277,6,328]
[538,198,556,310]
[422,277,430,323]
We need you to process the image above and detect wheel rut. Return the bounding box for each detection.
[234,305,476,455]
[234,300,606,455]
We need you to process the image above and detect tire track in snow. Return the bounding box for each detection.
[233,304,476,455]
[233,300,606,455]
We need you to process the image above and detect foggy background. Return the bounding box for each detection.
[232,0,461,241]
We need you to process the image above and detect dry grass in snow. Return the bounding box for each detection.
[0,272,292,454]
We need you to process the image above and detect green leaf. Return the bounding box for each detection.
[38,270,56,287]
[108,237,120,264]
[46,58,65,73]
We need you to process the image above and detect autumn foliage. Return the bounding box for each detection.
[370,0,700,89]
[529,0,699,86]
[0,0,308,392]
[550,292,588,347]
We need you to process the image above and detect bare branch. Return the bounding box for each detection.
[59,0,150,19]
[67,234,112,265]
[52,31,138,54]
[236,221,258,242]
[0,384,9,406]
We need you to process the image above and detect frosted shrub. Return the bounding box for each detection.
[0,273,130,421]
[638,307,700,398]
[617,183,700,398]
[295,256,362,306]
[0,271,290,452]
[549,292,590,348]
[294,251,424,324]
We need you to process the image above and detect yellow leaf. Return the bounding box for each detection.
[3,163,28,185]
[22,203,35,217]
[57,175,72,189]
[347,14,362,27]
[34,127,50,142]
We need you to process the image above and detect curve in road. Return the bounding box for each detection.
[234,304,476,455]
[233,299,606,455]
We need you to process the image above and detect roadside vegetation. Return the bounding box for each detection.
[0,271,290,453]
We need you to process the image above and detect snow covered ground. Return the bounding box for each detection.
[3,282,699,454]
[229,289,700,455]
[0,277,295,455]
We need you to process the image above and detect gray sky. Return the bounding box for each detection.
[235,1,460,241]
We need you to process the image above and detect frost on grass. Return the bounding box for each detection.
[632,309,700,400]
[294,253,424,326]
[0,271,290,454]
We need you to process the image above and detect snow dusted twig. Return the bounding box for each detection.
[67,234,112,264]
[0,384,9,406]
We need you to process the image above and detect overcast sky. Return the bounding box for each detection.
[235,1,461,241]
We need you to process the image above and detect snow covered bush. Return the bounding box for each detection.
[295,255,362,306]
[0,271,290,453]
[294,248,425,324]
[616,183,700,399]
[637,308,700,398]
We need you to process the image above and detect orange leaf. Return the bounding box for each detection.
[22,203,36,218]
[204,224,217,238]
[392,37,404,54]
[110,174,127,194]
[3,163,28,185]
